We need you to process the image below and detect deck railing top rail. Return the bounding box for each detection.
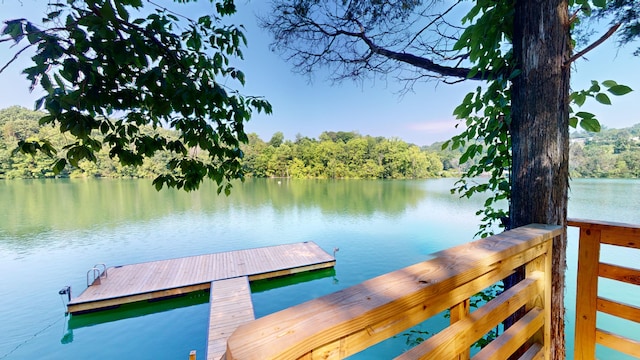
[568,218,640,234]
[225,224,562,360]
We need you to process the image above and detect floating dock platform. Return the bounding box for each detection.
[67,241,336,360]
[67,241,336,314]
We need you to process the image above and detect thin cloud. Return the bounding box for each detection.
[407,119,461,133]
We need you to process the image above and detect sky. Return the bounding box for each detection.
[1,1,639,146]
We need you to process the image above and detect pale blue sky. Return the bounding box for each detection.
[1,1,638,145]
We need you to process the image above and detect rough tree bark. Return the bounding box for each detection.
[510,0,571,358]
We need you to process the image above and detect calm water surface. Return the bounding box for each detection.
[0,178,638,359]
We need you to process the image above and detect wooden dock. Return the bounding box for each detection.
[67,241,335,314]
[207,277,255,360]
[68,241,335,360]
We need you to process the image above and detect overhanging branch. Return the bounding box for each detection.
[330,21,482,81]
[0,43,32,74]
[565,22,621,67]
[371,46,481,80]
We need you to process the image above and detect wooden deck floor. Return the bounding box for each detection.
[67,241,335,314]
[207,277,255,360]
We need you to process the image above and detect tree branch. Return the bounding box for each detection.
[324,21,482,81]
[404,0,463,51]
[565,22,621,66]
[371,46,481,80]
[0,43,32,74]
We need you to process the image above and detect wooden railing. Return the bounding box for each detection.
[569,219,640,359]
[225,224,562,360]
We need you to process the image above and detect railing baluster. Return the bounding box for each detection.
[569,219,640,360]
[524,240,552,359]
[449,299,471,360]
[574,226,601,360]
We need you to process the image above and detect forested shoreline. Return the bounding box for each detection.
[2,106,640,180]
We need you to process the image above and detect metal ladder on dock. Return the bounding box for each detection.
[87,263,107,286]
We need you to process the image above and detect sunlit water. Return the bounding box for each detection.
[0,178,638,359]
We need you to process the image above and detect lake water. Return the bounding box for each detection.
[0,178,638,359]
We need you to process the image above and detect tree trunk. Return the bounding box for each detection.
[510,0,570,359]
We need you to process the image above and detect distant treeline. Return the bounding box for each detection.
[569,125,640,178]
[0,106,447,180]
[241,131,445,179]
[2,106,639,180]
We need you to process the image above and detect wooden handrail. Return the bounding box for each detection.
[569,218,640,360]
[225,224,561,360]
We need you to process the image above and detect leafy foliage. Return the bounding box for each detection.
[242,131,444,179]
[402,282,505,350]
[468,283,505,349]
[570,124,640,177]
[439,0,514,237]
[399,328,431,348]
[5,106,640,181]
[570,80,634,132]
[0,107,445,180]
[442,1,634,237]
[1,0,271,192]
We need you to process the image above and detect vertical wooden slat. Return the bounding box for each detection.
[450,299,471,360]
[542,240,552,360]
[524,240,552,358]
[574,228,602,360]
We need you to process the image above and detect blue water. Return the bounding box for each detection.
[0,178,638,359]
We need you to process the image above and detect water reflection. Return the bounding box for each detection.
[250,267,337,293]
[1,178,431,238]
[65,291,210,332]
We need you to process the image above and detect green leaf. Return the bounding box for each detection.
[460,151,470,164]
[572,92,587,106]
[595,93,611,105]
[601,80,618,88]
[2,19,24,40]
[101,1,117,22]
[569,116,578,128]
[467,67,479,80]
[579,117,601,132]
[152,176,165,191]
[575,111,595,119]
[508,69,521,80]
[52,158,67,174]
[592,0,606,8]
[25,22,41,44]
[115,2,130,22]
[608,85,633,96]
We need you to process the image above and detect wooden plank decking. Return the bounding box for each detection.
[67,241,335,314]
[207,277,255,360]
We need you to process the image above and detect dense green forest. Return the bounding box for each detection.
[569,125,640,178]
[0,106,444,180]
[2,106,640,180]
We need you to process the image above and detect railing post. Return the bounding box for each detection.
[450,299,471,360]
[574,227,601,360]
[523,237,552,359]
[189,350,196,360]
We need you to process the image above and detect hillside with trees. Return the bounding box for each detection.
[570,125,640,178]
[2,106,640,180]
[0,106,444,180]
